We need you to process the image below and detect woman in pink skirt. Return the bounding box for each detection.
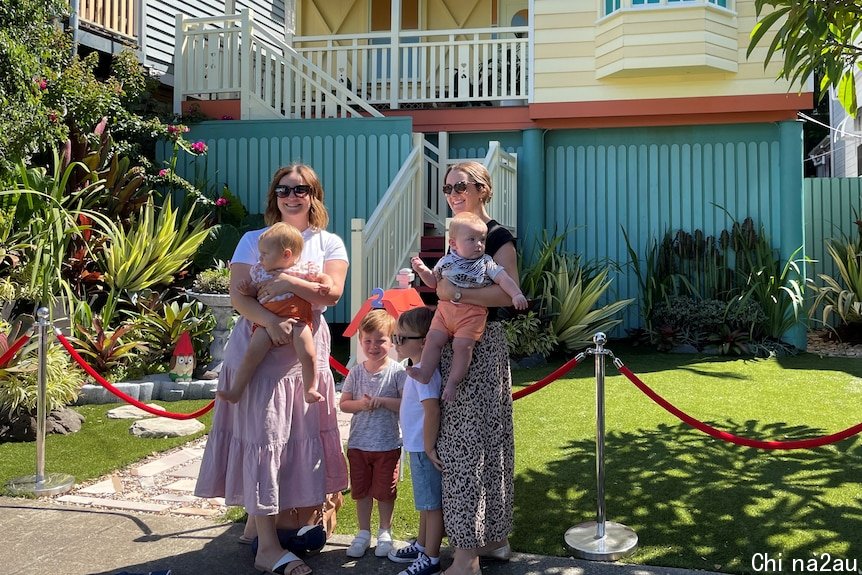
[195,164,348,575]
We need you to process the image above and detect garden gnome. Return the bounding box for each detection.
[169,331,195,381]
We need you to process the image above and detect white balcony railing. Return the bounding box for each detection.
[295,27,529,109]
[174,10,381,120]
[78,0,138,40]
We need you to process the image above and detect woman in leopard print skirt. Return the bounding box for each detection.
[429,161,517,575]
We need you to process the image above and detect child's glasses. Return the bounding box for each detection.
[442,181,477,195]
[392,334,424,345]
[274,184,312,198]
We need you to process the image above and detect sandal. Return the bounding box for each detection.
[255,550,312,575]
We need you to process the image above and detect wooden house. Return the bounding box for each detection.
[77,0,813,345]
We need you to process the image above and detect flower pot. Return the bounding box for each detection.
[187,292,234,377]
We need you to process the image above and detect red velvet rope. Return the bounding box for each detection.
[56,332,215,420]
[0,332,31,367]
[512,355,582,400]
[329,355,349,377]
[617,364,862,450]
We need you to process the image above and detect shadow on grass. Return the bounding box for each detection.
[513,421,862,574]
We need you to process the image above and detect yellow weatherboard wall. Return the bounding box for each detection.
[299,0,368,35]
[533,0,798,104]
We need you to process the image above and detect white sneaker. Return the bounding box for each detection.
[375,529,393,557]
[346,530,371,558]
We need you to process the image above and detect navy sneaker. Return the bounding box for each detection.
[398,553,441,575]
[388,540,423,563]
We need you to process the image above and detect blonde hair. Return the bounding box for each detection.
[397,307,434,337]
[264,164,330,229]
[446,161,493,204]
[359,309,396,337]
[449,211,488,239]
[259,222,304,254]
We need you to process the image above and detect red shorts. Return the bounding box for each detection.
[347,448,400,502]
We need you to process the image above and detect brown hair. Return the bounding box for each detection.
[359,309,396,337]
[446,160,493,204]
[397,306,434,337]
[259,222,304,254]
[264,164,330,229]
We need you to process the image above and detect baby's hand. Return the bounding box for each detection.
[512,293,528,310]
[441,382,457,402]
[237,279,257,297]
[411,256,430,274]
[317,274,334,296]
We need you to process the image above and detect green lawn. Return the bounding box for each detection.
[1,347,859,574]
[0,400,213,491]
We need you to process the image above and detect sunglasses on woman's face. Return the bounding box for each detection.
[274,184,312,198]
[442,181,477,195]
[392,334,424,345]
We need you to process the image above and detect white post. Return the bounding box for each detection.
[240,9,253,120]
[284,0,296,45]
[389,0,401,110]
[350,218,366,367]
[438,131,449,222]
[173,13,185,116]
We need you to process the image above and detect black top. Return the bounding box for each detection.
[484,219,516,321]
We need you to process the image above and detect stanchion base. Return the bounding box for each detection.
[6,473,75,496]
[565,521,638,561]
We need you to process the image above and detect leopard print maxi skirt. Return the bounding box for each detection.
[437,321,514,549]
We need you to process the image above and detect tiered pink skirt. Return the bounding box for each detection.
[194,314,348,514]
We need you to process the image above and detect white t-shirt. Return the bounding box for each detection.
[232,226,348,312]
[399,363,442,453]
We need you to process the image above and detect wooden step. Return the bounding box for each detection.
[421,235,445,251]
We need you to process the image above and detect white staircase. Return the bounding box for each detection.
[173,10,381,120]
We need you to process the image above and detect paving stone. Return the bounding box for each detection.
[173,507,221,517]
[79,478,118,495]
[151,493,201,503]
[132,448,200,477]
[57,495,170,513]
[129,417,204,438]
[167,460,201,478]
[164,478,198,492]
[106,403,166,419]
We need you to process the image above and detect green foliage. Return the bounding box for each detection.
[651,295,765,352]
[501,311,558,359]
[192,260,231,294]
[69,313,147,378]
[748,0,862,115]
[132,298,215,367]
[810,236,862,327]
[0,0,71,174]
[0,315,83,414]
[98,195,210,324]
[623,216,806,350]
[541,252,633,350]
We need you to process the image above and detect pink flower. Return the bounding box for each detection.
[48,111,58,123]
[158,168,169,177]
[167,125,179,134]
[191,141,207,154]
[38,79,47,90]
[215,197,229,207]
[183,126,190,133]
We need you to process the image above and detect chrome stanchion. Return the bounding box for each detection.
[565,332,638,561]
[6,307,75,496]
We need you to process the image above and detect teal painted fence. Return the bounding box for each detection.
[159,116,414,323]
[804,177,862,288]
[542,123,803,336]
